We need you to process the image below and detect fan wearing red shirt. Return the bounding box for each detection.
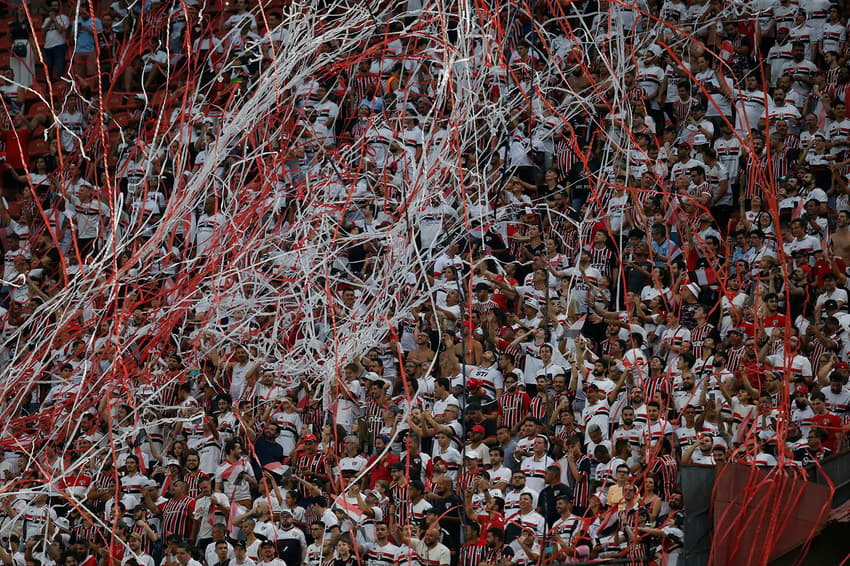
[809,392,847,451]
[146,480,196,541]
[366,434,399,489]
[498,374,531,432]
[463,476,506,543]
[483,268,519,312]
[759,293,787,337]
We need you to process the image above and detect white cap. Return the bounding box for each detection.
[643,288,661,302]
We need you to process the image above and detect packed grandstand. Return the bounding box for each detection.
[0,0,848,564]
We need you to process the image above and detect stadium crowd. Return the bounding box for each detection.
[1,0,850,565]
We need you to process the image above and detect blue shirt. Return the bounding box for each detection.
[74,17,103,53]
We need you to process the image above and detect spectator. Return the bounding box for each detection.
[72,5,102,77]
[41,1,69,81]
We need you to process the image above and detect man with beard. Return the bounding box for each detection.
[580,371,628,443]
[482,528,514,566]
[396,524,451,566]
[253,422,285,474]
[215,440,256,508]
[636,490,685,564]
[682,433,717,465]
[794,428,833,466]
[675,405,699,450]
[550,496,587,560]
[808,393,846,450]
[537,466,571,528]
[790,387,814,437]
[613,406,644,465]
[672,370,698,416]
[487,447,511,492]
[564,436,592,516]
[643,401,674,447]
[820,371,850,415]
[503,471,538,521]
[183,451,210,498]
[426,476,462,545]
[458,523,487,566]
[191,477,230,550]
[275,511,306,566]
[257,540,286,566]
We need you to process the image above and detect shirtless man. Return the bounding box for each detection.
[407,323,436,367]
[831,211,850,264]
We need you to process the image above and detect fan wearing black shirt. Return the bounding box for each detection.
[537,465,572,528]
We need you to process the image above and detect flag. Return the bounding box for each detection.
[734,410,754,446]
[227,497,241,530]
[597,507,620,533]
[333,493,364,523]
[564,315,587,339]
[664,197,680,226]
[219,459,242,480]
[689,268,719,286]
[263,462,288,476]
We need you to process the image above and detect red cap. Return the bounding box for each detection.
[301,433,318,442]
[835,362,849,370]
[795,385,809,394]
[466,378,482,390]
[471,425,486,434]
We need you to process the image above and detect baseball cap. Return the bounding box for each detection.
[302,433,318,442]
[795,385,809,394]
[471,425,486,434]
[727,327,743,335]
[643,288,661,302]
[390,462,405,470]
[824,299,839,311]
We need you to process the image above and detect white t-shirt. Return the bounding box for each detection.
[408,539,450,566]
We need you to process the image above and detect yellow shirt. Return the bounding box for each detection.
[607,484,626,510]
